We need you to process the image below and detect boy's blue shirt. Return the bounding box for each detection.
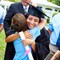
[13,26,40,60]
[28,26,40,40]
[48,13,60,47]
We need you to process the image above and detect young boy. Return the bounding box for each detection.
[5,12,43,60]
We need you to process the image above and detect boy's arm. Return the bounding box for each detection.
[5,31,33,43]
[5,34,20,43]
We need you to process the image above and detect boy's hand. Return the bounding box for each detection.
[22,39,33,46]
[24,31,33,39]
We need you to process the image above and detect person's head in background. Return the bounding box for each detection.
[21,0,31,6]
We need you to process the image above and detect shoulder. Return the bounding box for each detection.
[0,6,3,9]
[0,6,4,11]
[10,2,22,8]
[0,6,4,17]
[52,13,60,20]
[51,13,60,24]
[54,13,60,18]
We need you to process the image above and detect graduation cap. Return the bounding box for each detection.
[26,2,50,18]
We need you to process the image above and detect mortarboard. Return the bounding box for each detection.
[26,2,50,19]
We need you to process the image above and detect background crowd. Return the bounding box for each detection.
[0,0,60,60]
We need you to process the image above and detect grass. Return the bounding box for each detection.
[0,30,6,60]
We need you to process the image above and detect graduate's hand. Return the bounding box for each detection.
[22,39,33,46]
[24,31,33,39]
[31,2,37,7]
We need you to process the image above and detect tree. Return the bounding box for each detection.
[55,0,60,6]
[48,0,55,3]
[48,0,60,6]
[8,0,21,2]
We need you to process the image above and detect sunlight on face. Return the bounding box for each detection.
[27,15,39,29]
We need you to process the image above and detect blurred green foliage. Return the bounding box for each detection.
[55,0,60,6]
[48,0,60,6]
[46,18,50,23]
[52,12,59,17]
[8,0,21,2]
[46,12,59,24]
[0,30,6,60]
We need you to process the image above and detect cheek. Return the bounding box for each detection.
[35,22,39,26]
[26,19,30,23]
[26,20,30,25]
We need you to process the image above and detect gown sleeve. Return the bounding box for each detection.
[32,27,50,60]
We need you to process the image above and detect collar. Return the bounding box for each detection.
[23,5,29,10]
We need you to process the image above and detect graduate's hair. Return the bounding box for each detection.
[11,13,27,32]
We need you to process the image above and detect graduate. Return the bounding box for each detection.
[5,5,50,60]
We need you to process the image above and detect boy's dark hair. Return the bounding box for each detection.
[11,13,27,32]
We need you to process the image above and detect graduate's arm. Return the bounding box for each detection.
[39,18,46,30]
[47,29,52,35]
[31,40,36,51]
[5,34,20,43]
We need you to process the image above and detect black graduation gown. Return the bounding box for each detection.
[32,27,50,60]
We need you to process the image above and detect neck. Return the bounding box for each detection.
[22,2,28,7]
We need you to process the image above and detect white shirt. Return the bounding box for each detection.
[23,5,29,14]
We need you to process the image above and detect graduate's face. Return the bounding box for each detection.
[27,15,39,29]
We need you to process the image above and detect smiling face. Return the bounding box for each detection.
[26,15,39,29]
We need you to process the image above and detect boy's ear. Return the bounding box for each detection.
[12,19,17,24]
[11,24,14,30]
[11,19,13,23]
